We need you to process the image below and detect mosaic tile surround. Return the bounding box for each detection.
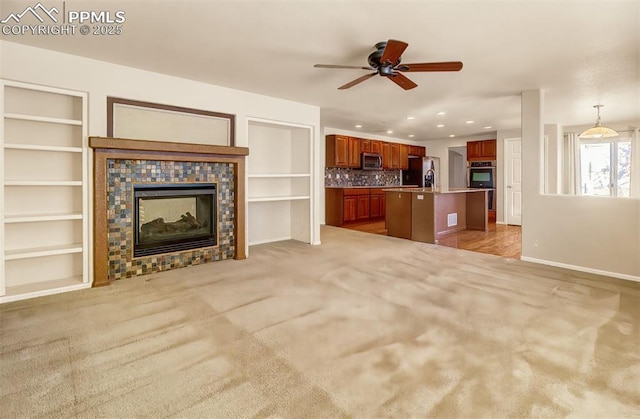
[325,167,401,187]
[107,159,235,280]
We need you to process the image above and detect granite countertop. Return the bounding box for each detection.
[325,185,418,189]
[382,187,490,194]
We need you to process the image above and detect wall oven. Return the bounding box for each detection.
[468,161,496,210]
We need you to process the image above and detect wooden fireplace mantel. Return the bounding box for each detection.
[89,136,249,287]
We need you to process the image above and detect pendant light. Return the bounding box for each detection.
[579,105,619,138]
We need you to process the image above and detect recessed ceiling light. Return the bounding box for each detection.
[437,111,446,116]
[355,124,362,128]
[484,126,492,129]
[465,120,474,124]
[436,124,445,128]
[408,134,415,138]
[407,116,415,120]
[386,130,393,134]
[449,134,456,138]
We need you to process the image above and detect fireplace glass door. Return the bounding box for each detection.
[134,184,216,257]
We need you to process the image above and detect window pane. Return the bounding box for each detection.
[617,141,631,198]
[580,143,611,196]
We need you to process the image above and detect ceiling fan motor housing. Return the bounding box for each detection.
[368,42,401,70]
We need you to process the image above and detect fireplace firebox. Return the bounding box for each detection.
[133,184,217,257]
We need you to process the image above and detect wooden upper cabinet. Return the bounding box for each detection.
[326,135,361,168]
[361,139,371,153]
[390,143,400,169]
[348,137,361,168]
[399,144,409,170]
[371,140,382,154]
[467,139,496,161]
[409,145,426,157]
[326,135,349,167]
[482,140,496,159]
[381,142,391,169]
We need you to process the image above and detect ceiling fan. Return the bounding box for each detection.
[314,39,463,90]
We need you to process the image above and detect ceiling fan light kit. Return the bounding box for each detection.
[579,105,619,138]
[314,39,463,90]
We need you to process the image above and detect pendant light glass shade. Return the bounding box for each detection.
[579,105,619,138]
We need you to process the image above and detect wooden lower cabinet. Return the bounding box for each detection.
[370,188,386,218]
[357,195,370,220]
[325,187,386,226]
[343,196,357,222]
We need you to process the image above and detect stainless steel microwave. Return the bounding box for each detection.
[361,153,383,170]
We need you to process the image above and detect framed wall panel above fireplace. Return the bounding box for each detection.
[107,97,235,146]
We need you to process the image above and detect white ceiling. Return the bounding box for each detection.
[2,0,639,141]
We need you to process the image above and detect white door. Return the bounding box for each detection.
[505,138,522,225]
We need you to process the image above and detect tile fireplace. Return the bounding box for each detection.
[90,137,248,287]
[134,183,217,257]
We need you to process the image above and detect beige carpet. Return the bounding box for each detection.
[1,226,639,418]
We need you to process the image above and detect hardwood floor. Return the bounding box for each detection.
[341,219,522,259]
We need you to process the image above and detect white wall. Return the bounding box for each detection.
[0,41,322,253]
[521,90,640,281]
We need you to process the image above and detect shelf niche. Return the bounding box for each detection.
[247,119,312,246]
[1,80,89,303]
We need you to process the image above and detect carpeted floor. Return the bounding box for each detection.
[1,225,639,417]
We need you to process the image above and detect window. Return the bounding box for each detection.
[580,138,632,197]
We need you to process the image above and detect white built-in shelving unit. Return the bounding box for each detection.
[247,118,313,246]
[1,80,90,303]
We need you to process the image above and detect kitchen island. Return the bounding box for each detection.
[383,187,489,244]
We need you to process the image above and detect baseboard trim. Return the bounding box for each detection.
[495,221,507,225]
[520,256,640,283]
[248,236,292,246]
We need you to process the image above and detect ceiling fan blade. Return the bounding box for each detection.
[380,39,408,65]
[388,72,417,90]
[314,64,373,70]
[338,72,377,90]
[400,61,464,72]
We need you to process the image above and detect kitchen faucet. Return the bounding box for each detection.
[425,169,436,190]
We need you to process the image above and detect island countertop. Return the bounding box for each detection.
[382,187,490,194]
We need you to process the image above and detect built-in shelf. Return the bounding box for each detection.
[4,180,83,186]
[4,213,83,223]
[248,173,311,178]
[248,195,310,203]
[4,243,84,260]
[0,276,90,303]
[3,112,83,126]
[1,80,89,303]
[3,143,83,153]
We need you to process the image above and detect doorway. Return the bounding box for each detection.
[448,146,467,188]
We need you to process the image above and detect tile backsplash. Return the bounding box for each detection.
[325,168,401,187]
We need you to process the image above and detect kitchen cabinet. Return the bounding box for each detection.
[325,187,386,226]
[357,195,370,220]
[326,135,361,168]
[409,145,426,157]
[390,143,400,169]
[381,142,391,169]
[343,196,357,222]
[348,137,361,168]
[399,144,409,170]
[467,139,496,161]
[371,140,382,154]
[361,139,371,153]
[370,188,386,218]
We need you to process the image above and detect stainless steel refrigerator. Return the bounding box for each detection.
[402,156,440,187]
